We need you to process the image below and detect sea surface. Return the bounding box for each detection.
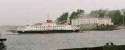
[1,29,125,50]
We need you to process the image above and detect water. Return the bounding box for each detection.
[2,30,125,50]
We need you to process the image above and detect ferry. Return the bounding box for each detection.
[17,20,80,33]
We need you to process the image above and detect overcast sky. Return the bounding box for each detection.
[0,0,125,25]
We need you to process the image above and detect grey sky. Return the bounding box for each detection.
[0,0,125,25]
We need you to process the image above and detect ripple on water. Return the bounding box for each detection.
[1,30,125,50]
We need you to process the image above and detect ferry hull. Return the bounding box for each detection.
[17,30,79,33]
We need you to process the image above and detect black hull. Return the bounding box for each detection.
[17,30,79,33]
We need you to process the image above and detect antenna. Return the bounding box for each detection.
[47,14,50,20]
[46,14,53,23]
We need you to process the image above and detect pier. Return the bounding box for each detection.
[0,38,7,50]
[0,33,7,50]
[59,42,125,50]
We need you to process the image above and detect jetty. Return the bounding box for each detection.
[0,38,6,50]
[0,33,7,50]
[59,42,125,50]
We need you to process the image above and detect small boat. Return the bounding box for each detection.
[17,20,80,33]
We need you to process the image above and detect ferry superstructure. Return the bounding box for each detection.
[17,20,80,33]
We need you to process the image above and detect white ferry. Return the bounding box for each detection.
[17,20,80,33]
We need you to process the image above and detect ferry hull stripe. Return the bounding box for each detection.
[17,30,79,33]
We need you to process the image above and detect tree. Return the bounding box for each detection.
[120,9,125,25]
[89,9,108,18]
[69,11,77,20]
[56,12,69,24]
[89,9,125,25]
[69,9,84,20]
[107,10,123,25]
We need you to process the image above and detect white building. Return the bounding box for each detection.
[71,16,114,26]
